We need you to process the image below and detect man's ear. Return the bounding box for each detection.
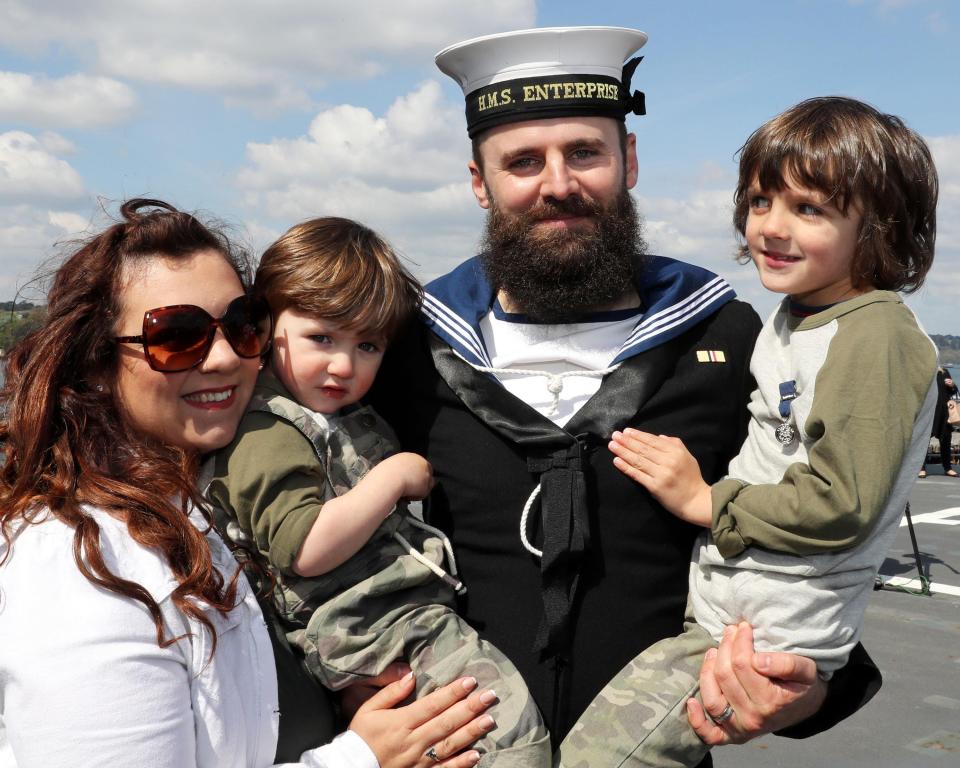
[625,132,638,190]
[469,161,491,209]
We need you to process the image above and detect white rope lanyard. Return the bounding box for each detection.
[470,363,619,416]
[520,483,543,558]
[469,360,618,556]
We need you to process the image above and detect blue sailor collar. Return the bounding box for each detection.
[420,255,736,368]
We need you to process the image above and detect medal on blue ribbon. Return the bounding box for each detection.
[776,380,799,445]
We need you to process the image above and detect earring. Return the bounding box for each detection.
[95,384,105,392]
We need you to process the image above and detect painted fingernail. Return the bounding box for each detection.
[479,689,499,705]
[461,676,478,691]
[465,751,481,766]
[403,670,415,682]
[479,715,496,730]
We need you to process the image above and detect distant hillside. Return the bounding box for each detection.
[931,335,960,368]
[0,303,45,352]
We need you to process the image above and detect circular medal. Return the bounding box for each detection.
[775,421,796,445]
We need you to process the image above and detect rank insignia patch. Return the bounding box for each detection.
[696,350,726,363]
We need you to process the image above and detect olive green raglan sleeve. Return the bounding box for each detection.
[207,412,327,574]
[712,302,936,557]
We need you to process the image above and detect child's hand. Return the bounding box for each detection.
[609,428,712,527]
[378,452,435,501]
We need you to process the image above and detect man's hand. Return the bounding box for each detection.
[609,428,712,526]
[687,622,827,744]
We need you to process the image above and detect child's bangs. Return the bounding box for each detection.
[752,143,852,212]
[313,271,405,341]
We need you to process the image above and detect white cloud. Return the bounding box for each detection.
[36,131,76,155]
[640,188,736,260]
[239,81,468,190]
[238,81,483,278]
[0,205,91,299]
[0,0,535,110]
[47,210,91,234]
[635,185,776,312]
[0,131,86,203]
[243,177,483,281]
[0,71,137,129]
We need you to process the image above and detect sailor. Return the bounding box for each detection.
[370,25,880,759]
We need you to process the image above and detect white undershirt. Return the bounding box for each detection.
[478,309,639,427]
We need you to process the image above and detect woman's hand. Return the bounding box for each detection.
[687,622,826,744]
[350,672,497,768]
[340,662,412,722]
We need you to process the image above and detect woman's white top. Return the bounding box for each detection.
[0,506,377,768]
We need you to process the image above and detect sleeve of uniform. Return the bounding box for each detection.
[207,412,327,573]
[712,305,936,558]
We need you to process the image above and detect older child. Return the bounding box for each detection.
[206,218,550,767]
[559,97,939,767]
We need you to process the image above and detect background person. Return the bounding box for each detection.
[0,199,495,768]
[369,26,881,762]
[918,366,957,478]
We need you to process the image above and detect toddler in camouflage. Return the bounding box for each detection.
[206,217,549,767]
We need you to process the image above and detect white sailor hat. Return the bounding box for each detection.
[435,26,648,138]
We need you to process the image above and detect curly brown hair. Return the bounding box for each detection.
[0,198,252,651]
[733,96,937,293]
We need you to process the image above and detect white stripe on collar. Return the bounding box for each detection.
[421,255,736,370]
[621,275,732,352]
[422,292,492,367]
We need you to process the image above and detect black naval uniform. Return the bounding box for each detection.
[369,256,880,758]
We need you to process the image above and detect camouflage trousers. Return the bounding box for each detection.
[556,617,713,768]
[280,515,551,768]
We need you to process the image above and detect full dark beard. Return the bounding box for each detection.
[480,187,648,322]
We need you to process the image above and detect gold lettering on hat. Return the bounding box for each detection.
[477,87,515,112]
[516,81,621,105]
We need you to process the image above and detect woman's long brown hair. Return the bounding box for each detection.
[0,199,250,650]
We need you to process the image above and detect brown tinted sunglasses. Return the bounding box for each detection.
[115,295,271,372]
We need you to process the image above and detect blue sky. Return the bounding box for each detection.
[2,0,958,332]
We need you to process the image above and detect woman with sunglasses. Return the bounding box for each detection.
[0,199,494,768]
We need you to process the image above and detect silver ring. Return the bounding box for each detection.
[425,746,441,762]
[713,704,735,724]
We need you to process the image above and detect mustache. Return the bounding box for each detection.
[523,196,603,222]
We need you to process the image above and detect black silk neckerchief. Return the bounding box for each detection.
[428,332,678,659]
